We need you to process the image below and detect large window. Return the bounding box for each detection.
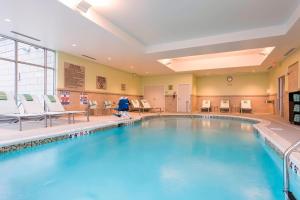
[0,35,56,100]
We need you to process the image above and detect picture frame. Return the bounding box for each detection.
[96,76,107,90]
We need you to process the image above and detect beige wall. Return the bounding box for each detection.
[197,72,269,96]
[55,50,300,116]
[268,48,300,94]
[141,74,193,95]
[57,52,142,95]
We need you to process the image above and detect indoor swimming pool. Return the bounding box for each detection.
[0,117,297,200]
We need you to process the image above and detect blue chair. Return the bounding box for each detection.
[114,97,130,118]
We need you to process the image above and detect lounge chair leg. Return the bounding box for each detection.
[19,117,21,131]
[45,115,47,127]
[49,115,52,127]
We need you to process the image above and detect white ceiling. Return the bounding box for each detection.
[97,0,298,45]
[0,0,300,76]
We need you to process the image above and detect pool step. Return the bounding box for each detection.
[118,118,135,127]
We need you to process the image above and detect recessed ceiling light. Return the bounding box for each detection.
[4,18,11,22]
[72,44,77,47]
[130,65,134,69]
[145,72,149,74]
[107,57,112,61]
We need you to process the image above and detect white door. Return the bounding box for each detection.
[177,84,192,112]
[144,85,165,111]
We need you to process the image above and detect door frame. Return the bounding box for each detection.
[278,76,285,117]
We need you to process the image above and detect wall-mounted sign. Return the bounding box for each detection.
[59,90,70,105]
[80,92,88,105]
[96,76,107,90]
[121,83,126,91]
[64,62,85,90]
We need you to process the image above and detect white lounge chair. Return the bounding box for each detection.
[89,100,98,110]
[103,100,114,114]
[43,95,89,122]
[140,99,161,113]
[130,99,142,112]
[20,94,69,126]
[0,92,46,131]
[220,99,230,112]
[87,100,98,116]
[241,100,252,113]
[201,100,211,112]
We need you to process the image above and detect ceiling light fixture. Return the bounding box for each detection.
[107,57,112,61]
[72,44,77,47]
[4,18,11,22]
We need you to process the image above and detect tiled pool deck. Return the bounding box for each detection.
[0,112,300,174]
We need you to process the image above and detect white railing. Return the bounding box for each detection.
[283,140,300,200]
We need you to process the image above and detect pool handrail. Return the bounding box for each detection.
[283,140,300,200]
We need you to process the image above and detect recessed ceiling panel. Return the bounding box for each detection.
[158,47,275,72]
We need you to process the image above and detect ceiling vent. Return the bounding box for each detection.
[77,0,92,13]
[10,31,41,42]
[82,54,96,60]
[284,48,296,57]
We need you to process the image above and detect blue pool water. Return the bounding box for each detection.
[0,117,290,200]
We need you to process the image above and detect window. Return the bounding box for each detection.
[0,36,15,60]
[47,68,55,95]
[18,64,45,96]
[0,60,15,93]
[47,50,55,68]
[0,35,56,101]
[18,42,44,66]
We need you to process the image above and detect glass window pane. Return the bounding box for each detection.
[47,50,55,68]
[18,64,44,97]
[0,36,15,60]
[0,60,15,94]
[18,42,44,66]
[47,68,55,95]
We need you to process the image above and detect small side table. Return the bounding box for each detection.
[213,106,219,112]
[232,105,240,113]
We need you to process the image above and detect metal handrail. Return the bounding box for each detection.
[283,140,300,200]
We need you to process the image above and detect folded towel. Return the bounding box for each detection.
[293,94,300,102]
[294,114,300,123]
[294,105,300,112]
[47,95,56,103]
[23,94,33,101]
[0,91,7,100]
